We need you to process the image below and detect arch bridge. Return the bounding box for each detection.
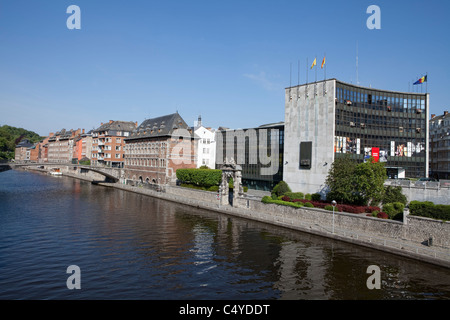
[1,162,122,182]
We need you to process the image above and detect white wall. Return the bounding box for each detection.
[283,80,336,195]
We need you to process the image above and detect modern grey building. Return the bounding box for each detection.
[283,79,429,195]
[215,122,284,191]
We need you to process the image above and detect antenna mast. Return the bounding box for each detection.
[356,42,359,85]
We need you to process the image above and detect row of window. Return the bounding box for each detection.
[92,153,122,159]
[93,138,123,144]
[336,85,427,112]
[125,158,166,167]
[124,142,168,154]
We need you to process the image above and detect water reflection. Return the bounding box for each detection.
[0,170,449,300]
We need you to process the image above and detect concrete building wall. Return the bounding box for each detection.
[283,79,336,195]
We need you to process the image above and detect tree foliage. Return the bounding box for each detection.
[325,155,387,206]
[325,155,358,204]
[0,125,44,160]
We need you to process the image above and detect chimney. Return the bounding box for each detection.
[101,122,103,126]
[82,129,85,134]
[444,111,449,116]
[109,120,114,124]
[135,121,138,127]
[431,114,436,119]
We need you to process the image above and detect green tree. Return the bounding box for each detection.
[382,186,407,205]
[325,155,358,204]
[353,158,387,206]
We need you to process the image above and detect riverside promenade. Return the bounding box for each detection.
[96,181,450,269]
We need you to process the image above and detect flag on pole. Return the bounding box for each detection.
[321,56,326,69]
[310,58,317,69]
[413,75,427,85]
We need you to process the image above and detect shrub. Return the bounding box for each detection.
[261,196,303,208]
[305,193,312,200]
[371,210,379,217]
[338,204,365,214]
[409,201,450,221]
[284,192,304,200]
[324,205,334,211]
[365,206,381,213]
[304,202,314,208]
[383,186,407,205]
[271,181,292,197]
[311,193,322,201]
[377,212,389,219]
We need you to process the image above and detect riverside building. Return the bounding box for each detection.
[215,122,284,191]
[91,120,137,168]
[283,79,429,195]
[123,112,197,185]
[429,111,450,179]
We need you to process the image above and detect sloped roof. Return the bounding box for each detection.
[126,112,192,141]
[16,139,34,148]
[93,121,136,133]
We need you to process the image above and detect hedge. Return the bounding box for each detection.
[409,201,450,221]
[383,202,404,220]
[261,196,304,208]
[176,168,222,187]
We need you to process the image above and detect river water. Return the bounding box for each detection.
[0,170,449,300]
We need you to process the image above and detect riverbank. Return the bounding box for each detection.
[21,167,450,269]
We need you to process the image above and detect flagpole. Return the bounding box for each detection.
[315,56,317,82]
[426,72,428,93]
[306,58,308,85]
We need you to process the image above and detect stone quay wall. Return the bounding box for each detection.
[406,215,450,247]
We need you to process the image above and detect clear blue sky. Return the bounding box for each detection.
[1,0,449,136]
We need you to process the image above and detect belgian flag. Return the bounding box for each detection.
[413,75,427,85]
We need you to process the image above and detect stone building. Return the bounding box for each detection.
[47,129,82,163]
[123,112,197,185]
[284,79,429,195]
[14,139,34,162]
[429,111,450,179]
[91,120,137,167]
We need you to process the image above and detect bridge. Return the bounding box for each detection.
[1,162,122,182]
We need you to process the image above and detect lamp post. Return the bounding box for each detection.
[332,200,337,234]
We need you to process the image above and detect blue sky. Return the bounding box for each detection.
[0,0,449,136]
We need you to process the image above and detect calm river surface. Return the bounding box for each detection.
[0,170,449,300]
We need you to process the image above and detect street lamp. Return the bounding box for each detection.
[331,200,337,234]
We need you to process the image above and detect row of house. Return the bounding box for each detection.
[15,113,218,185]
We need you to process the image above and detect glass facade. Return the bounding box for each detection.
[334,81,428,179]
[215,123,284,191]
